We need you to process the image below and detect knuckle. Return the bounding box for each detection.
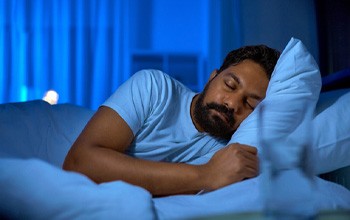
[231,147,240,154]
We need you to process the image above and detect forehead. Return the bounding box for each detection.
[222,59,267,79]
[219,60,269,94]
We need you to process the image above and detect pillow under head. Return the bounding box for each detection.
[229,38,322,151]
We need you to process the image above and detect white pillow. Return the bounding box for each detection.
[0,100,94,167]
[229,38,321,151]
[187,38,322,166]
[313,89,350,174]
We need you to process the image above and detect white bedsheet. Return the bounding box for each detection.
[0,158,155,220]
[154,175,350,220]
[1,158,349,220]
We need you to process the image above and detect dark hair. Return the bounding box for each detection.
[218,45,281,79]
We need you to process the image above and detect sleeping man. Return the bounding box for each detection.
[63,45,280,196]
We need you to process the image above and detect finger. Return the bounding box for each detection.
[239,145,258,154]
[241,164,257,175]
[239,149,259,162]
[226,145,258,166]
[244,157,259,171]
[239,153,259,170]
[242,165,259,178]
[228,143,258,155]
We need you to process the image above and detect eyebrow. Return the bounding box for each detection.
[227,72,264,101]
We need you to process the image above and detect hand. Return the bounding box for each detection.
[201,143,259,191]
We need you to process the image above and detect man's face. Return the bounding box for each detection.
[192,59,269,140]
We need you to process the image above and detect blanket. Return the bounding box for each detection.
[1,158,349,220]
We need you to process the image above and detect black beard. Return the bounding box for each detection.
[193,87,236,140]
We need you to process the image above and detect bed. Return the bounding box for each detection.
[1,38,350,219]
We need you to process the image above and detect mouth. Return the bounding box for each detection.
[211,110,229,123]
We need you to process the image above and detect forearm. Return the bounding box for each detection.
[63,145,207,196]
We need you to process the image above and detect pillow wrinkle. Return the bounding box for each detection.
[317,134,350,150]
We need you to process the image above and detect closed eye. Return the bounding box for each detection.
[245,99,255,110]
[225,82,236,90]
[247,103,254,110]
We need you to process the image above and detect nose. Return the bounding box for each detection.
[224,93,243,113]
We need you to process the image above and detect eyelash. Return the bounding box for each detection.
[245,100,254,110]
[225,82,254,110]
[225,82,235,90]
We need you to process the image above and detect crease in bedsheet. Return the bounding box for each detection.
[153,175,350,220]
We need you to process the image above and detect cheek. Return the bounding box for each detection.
[202,85,223,104]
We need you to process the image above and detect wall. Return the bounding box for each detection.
[240,0,319,62]
[128,0,210,91]
[316,0,350,74]
[1,0,325,107]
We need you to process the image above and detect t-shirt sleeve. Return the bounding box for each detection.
[102,70,160,135]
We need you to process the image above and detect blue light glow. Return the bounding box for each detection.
[0,0,319,109]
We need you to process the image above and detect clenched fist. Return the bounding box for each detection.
[199,143,259,191]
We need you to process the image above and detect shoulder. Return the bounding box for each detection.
[132,69,172,84]
[132,69,187,93]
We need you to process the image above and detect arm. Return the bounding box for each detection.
[63,106,258,196]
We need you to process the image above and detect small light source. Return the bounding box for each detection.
[43,90,59,105]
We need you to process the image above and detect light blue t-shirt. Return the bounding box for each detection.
[102,69,226,164]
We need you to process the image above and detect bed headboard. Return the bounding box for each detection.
[321,68,350,92]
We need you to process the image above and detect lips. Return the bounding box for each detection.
[211,109,229,123]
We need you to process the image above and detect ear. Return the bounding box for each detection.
[208,69,219,82]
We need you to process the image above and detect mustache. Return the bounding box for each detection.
[206,103,235,124]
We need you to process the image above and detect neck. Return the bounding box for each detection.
[190,94,204,132]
